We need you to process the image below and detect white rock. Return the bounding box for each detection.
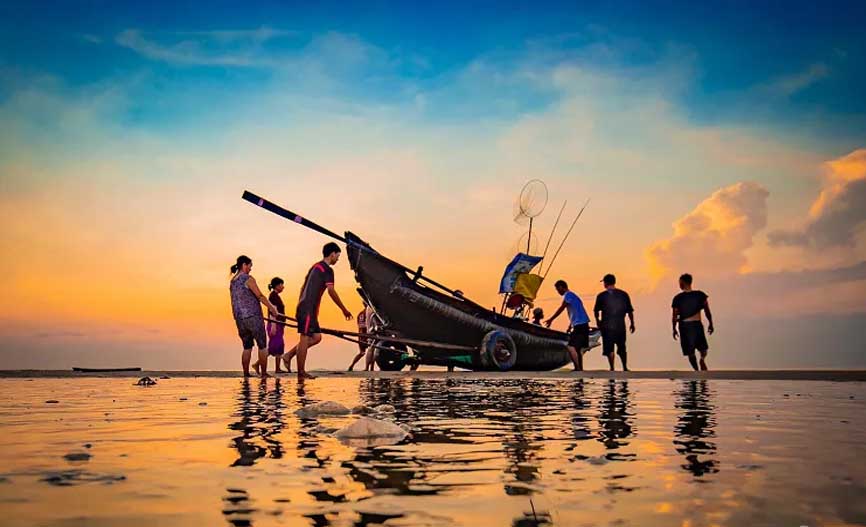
[294,401,351,418]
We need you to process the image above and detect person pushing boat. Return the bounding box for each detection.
[252,277,287,375]
[229,255,280,378]
[672,273,714,371]
[284,242,353,380]
[545,280,591,371]
[347,301,369,371]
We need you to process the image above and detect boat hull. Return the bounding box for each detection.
[346,233,590,371]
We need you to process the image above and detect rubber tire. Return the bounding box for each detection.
[480,330,518,371]
[374,341,408,371]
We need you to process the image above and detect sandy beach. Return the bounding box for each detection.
[2,369,865,381]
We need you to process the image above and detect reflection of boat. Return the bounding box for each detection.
[346,232,599,371]
[243,191,599,372]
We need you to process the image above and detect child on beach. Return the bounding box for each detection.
[253,277,287,375]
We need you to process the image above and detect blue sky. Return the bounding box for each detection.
[2,1,864,146]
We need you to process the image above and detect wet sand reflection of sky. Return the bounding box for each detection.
[0,378,863,526]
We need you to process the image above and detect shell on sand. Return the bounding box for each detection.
[294,401,351,418]
[333,417,409,447]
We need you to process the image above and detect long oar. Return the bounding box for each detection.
[540,200,567,275]
[265,317,476,351]
[244,190,470,301]
[542,198,590,280]
[243,190,365,250]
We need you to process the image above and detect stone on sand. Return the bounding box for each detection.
[295,401,351,418]
[333,417,408,442]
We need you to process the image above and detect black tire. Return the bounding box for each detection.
[374,341,408,371]
[480,330,518,371]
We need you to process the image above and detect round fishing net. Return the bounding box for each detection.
[513,179,548,224]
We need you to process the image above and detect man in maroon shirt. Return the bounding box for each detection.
[284,242,353,380]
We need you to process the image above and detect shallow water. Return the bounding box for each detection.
[0,377,864,527]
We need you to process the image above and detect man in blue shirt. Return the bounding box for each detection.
[545,279,591,371]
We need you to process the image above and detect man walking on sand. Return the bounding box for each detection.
[545,280,591,371]
[284,242,353,380]
[672,273,714,371]
[593,274,635,372]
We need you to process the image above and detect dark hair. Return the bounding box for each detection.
[554,279,568,290]
[268,277,284,291]
[679,273,693,285]
[231,255,252,275]
[602,273,616,285]
[323,242,341,257]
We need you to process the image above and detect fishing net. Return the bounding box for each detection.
[513,179,548,224]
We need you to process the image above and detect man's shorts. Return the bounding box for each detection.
[679,320,709,356]
[568,323,590,350]
[296,306,321,337]
[601,328,627,356]
[236,316,267,350]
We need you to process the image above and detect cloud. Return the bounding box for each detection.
[768,148,866,249]
[764,63,829,96]
[645,182,770,280]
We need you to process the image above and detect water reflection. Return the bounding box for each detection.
[673,380,719,478]
[228,379,287,467]
[597,380,635,453]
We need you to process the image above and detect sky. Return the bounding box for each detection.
[1,1,865,370]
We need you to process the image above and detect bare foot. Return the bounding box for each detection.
[298,372,317,380]
[623,368,630,372]
[260,372,272,379]
[573,367,583,372]
[243,371,252,378]
[275,368,284,374]
[699,360,708,371]
[252,362,260,375]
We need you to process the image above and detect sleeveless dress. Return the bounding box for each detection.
[230,273,266,349]
[267,291,286,356]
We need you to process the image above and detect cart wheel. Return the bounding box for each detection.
[374,341,408,371]
[480,330,517,371]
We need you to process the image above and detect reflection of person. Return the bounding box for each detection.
[229,255,279,378]
[593,274,635,372]
[284,242,353,381]
[673,380,718,477]
[672,273,714,371]
[229,378,286,466]
[545,280,590,371]
[597,380,633,450]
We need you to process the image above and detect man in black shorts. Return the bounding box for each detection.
[672,273,714,371]
[284,242,353,380]
[593,274,635,371]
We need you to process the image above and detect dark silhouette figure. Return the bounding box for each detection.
[673,380,719,477]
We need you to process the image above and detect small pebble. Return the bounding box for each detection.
[45,400,59,404]
[179,397,188,401]
[199,402,208,406]
[83,443,92,449]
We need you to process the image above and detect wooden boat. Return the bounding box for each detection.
[345,232,600,371]
[242,190,599,372]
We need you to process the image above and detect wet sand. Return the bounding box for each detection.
[2,369,865,381]
[1,376,864,526]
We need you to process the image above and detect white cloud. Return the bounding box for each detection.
[645,182,770,280]
[769,148,866,249]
